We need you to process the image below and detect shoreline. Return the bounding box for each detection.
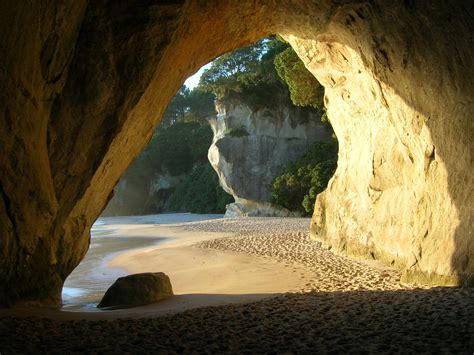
[0,216,315,320]
[32,216,321,318]
[62,234,168,311]
[62,213,231,312]
[0,215,413,320]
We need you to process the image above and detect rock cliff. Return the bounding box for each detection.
[208,97,332,217]
[0,1,472,307]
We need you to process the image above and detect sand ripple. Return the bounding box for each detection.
[193,217,405,292]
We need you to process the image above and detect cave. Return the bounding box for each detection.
[0,1,472,308]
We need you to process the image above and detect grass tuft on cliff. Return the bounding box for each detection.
[226,126,249,138]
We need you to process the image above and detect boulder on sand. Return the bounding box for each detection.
[98,272,173,309]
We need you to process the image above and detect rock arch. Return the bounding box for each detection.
[0,1,472,307]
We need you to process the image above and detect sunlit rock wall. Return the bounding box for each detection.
[284,3,473,285]
[208,98,332,217]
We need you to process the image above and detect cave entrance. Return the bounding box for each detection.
[2,1,470,309]
[102,36,338,220]
[62,37,339,310]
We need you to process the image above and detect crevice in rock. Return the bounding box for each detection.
[0,180,18,241]
[424,144,436,174]
[0,179,20,285]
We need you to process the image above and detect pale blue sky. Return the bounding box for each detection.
[184,63,211,89]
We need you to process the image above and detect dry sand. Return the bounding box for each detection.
[0,217,472,353]
[107,218,317,313]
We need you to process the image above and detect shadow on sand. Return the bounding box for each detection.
[0,287,472,353]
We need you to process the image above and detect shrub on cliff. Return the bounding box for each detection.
[226,126,249,138]
[199,36,327,120]
[199,38,292,106]
[271,140,338,215]
[199,39,283,96]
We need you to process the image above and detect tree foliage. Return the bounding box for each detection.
[271,140,338,216]
[168,163,233,213]
[145,122,212,176]
[200,37,326,117]
[274,47,325,111]
[199,38,289,99]
[161,87,216,126]
[106,119,232,215]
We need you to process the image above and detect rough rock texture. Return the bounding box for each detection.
[290,3,474,286]
[0,1,472,306]
[97,272,173,309]
[208,97,332,217]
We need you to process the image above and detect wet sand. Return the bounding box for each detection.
[63,213,223,310]
[63,235,167,310]
[64,215,318,315]
[0,216,472,353]
[107,219,317,311]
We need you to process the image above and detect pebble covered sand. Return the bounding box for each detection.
[1,217,473,353]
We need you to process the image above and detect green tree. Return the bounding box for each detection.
[146,121,213,176]
[161,86,216,127]
[199,38,289,98]
[198,36,327,115]
[106,120,232,215]
[161,86,190,126]
[199,40,266,97]
[274,47,325,111]
[169,163,233,213]
[271,140,338,215]
[185,88,216,123]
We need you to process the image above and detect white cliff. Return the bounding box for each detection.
[208,98,332,217]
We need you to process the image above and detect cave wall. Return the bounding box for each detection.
[0,0,472,307]
[283,2,473,285]
[0,0,270,307]
[0,0,89,306]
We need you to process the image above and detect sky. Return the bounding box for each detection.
[184,63,212,89]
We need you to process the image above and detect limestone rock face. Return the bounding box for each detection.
[0,1,472,307]
[98,272,173,309]
[208,98,332,217]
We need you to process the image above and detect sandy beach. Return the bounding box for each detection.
[107,217,319,313]
[0,215,472,353]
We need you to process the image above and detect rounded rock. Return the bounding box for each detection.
[98,272,173,309]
